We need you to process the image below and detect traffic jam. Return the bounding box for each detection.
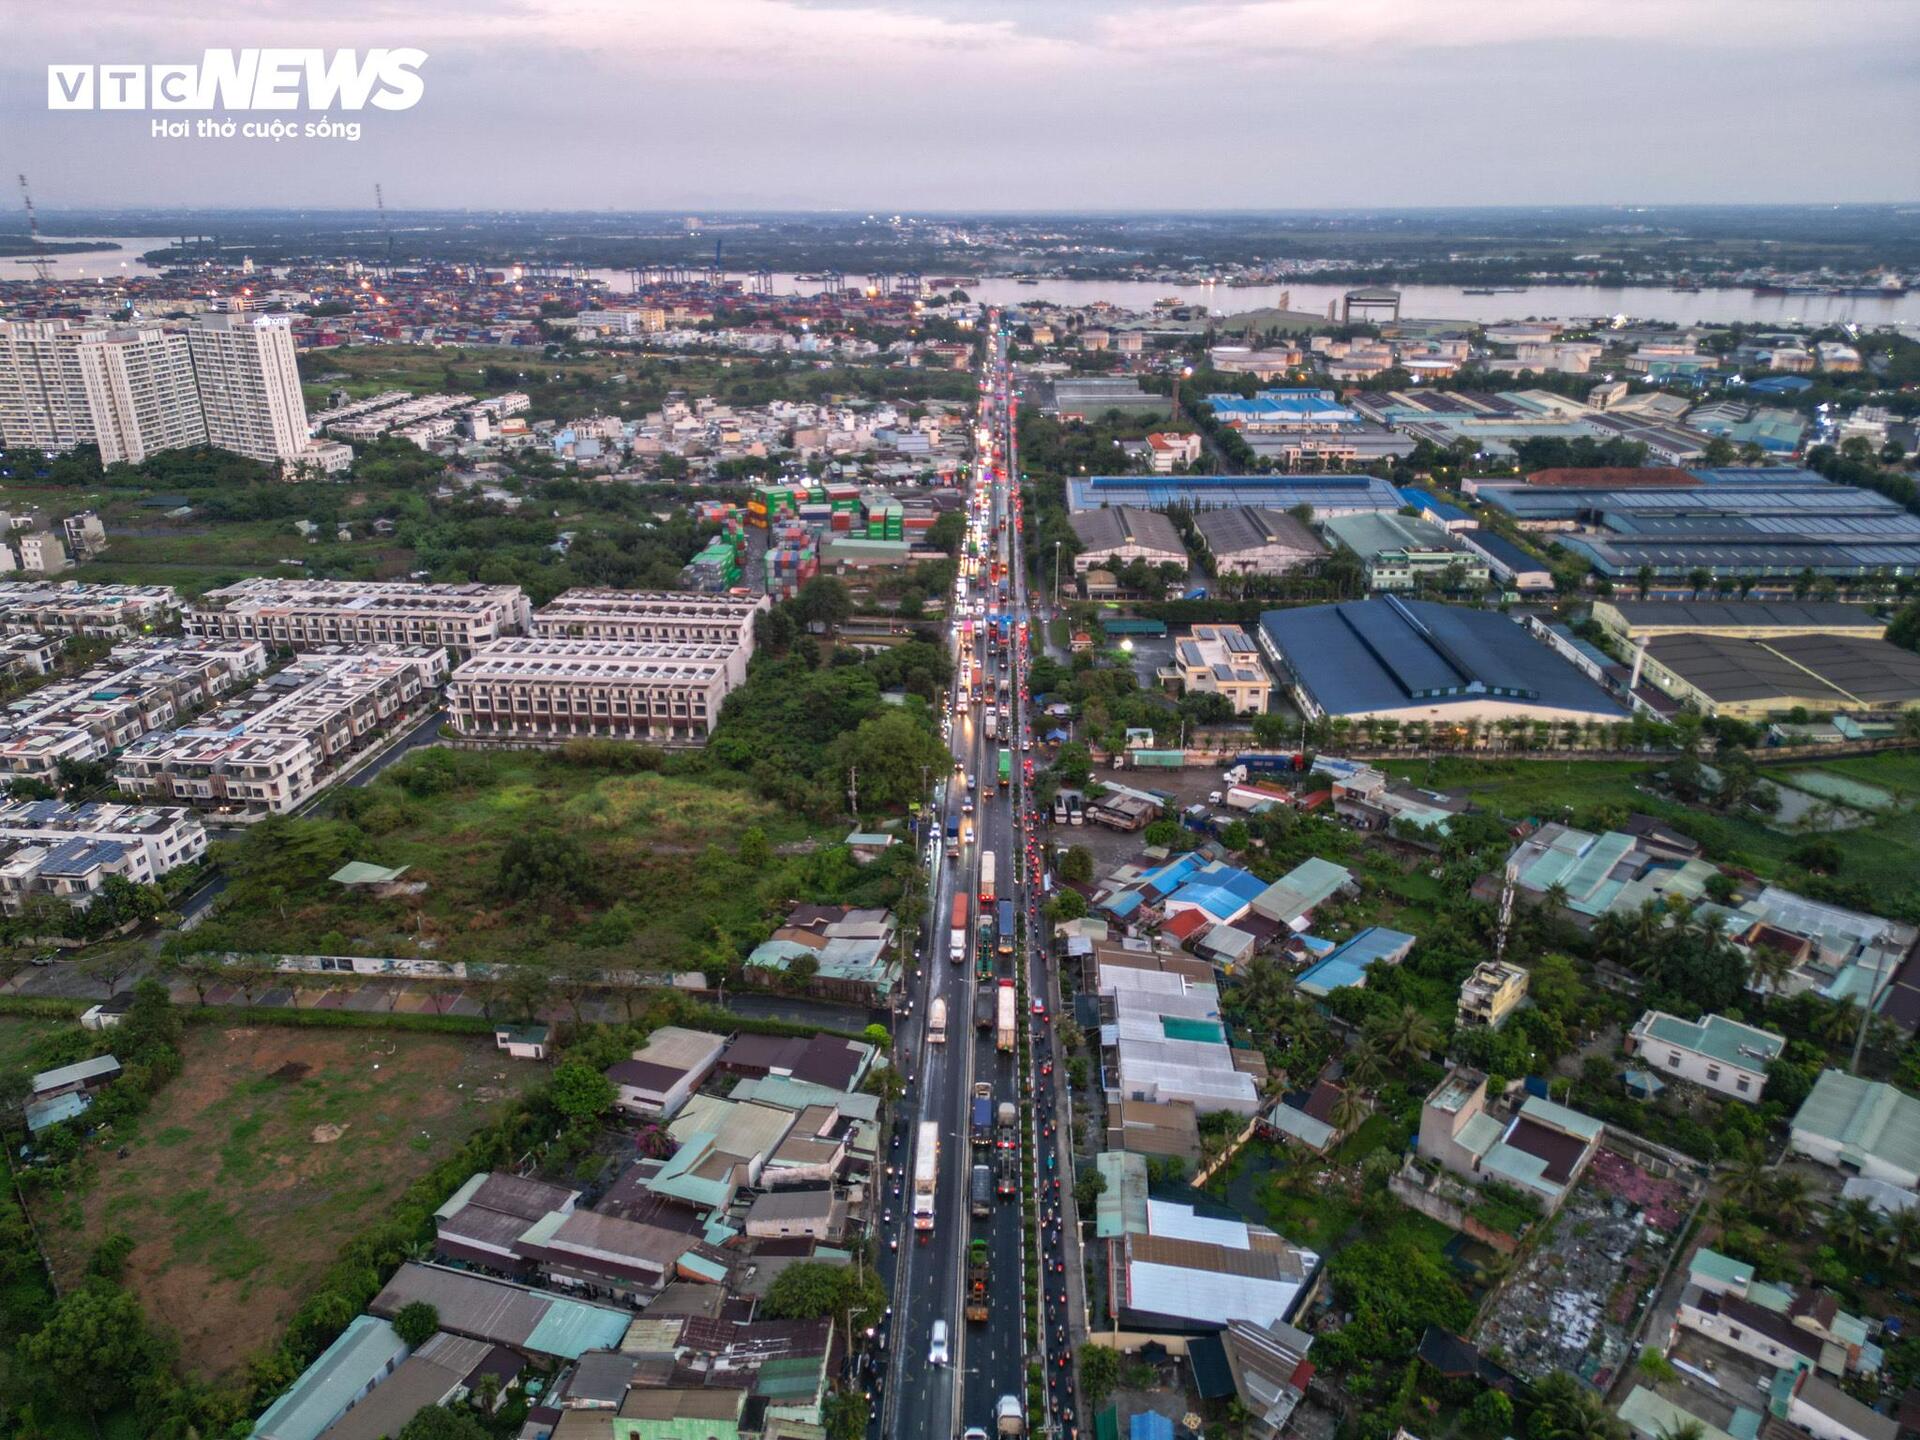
[975,316,1081,1440]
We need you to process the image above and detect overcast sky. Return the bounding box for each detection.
[6,0,1918,212]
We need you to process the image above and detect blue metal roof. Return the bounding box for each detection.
[1259,599,1627,720]
[1398,487,1473,524]
[1067,474,1401,514]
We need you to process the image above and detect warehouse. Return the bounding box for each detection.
[1321,512,1489,592]
[1065,474,1401,516]
[1194,507,1326,576]
[1472,469,1920,582]
[1258,598,1627,726]
[1633,632,1920,719]
[1069,506,1188,575]
[1590,599,1886,643]
[1459,531,1553,592]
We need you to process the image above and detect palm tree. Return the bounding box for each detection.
[1813,998,1862,1047]
[1767,1171,1813,1232]
[1722,1148,1772,1211]
[1329,1085,1370,1136]
[1345,1038,1386,1090]
[1829,1195,1883,1258]
[1882,1206,1920,1270]
[1371,1004,1441,1063]
[1656,1422,1707,1440]
[1589,911,1633,967]
[1746,942,1795,998]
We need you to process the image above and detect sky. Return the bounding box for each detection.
[4,0,1918,212]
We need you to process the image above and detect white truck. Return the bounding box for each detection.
[985,710,997,739]
[996,1395,1025,1436]
[913,1120,939,1234]
[928,997,947,1044]
[994,980,1016,1053]
[950,894,968,964]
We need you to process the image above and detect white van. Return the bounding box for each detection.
[929,1319,950,1366]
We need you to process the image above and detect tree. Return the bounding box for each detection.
[549,1060,615,1124]
[823,1389,870,1440]
[738,826,771,870]
[1467,1388,1514,1440]
[1080,1343,1120,1409]
[1049,889,1089,922]
[1369,1003,1440,1063]
[761,1261,846,1320]
[1527,1371,1627,1440]
[392,1300,440,1347]
[1060,846,1095,885]
[495,830,598,905]
[396,1408,491,1440]
[21,1285,170,1414]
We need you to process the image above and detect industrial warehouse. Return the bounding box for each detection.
[1257,598,1628,726]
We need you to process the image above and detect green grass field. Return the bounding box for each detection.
[38,1023,536,1380]
[1380,752,1920,895]
[193,749,835,970]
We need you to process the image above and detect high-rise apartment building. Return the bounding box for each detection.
[182,314,310,465]
[0,314,310,469]
[76,326,207,464]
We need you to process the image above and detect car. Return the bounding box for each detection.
[1031,999,1048,1019]
[963,1430,990,1440]
[929,1320,950,1366]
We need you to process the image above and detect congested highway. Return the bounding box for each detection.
[865,315,1081,1440]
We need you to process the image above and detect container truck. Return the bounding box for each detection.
[950,894,968,964]
[928,997,947,1044]
[994,981,1016,1053]
[969,1169,993,1222]
[998,750,1011,789]
[912,1121,938,1234]
[996,899,1015,955]
[966,1239,991,1319]
[974,990,995,1031]
[1230,752,1305,778]
[970,1083,993,1148]
[979,851,996,905]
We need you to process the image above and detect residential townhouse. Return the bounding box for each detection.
[186,579,530,657]
[114,646,449,816]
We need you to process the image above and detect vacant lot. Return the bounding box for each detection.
[191,749,840,970]
[1380,751,1920,898]
[37,1024,535,1379]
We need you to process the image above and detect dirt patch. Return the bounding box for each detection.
[37,1024,536,1381]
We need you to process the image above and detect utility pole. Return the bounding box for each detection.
[846,765,858,820]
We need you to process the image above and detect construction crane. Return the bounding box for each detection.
[17,174,53,283]
[374,182,394,278]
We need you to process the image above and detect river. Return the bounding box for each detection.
[20,241,1918,328]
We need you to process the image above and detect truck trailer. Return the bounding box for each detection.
[994,981,1016,1053]
[950,894,968,964]
[970,1083,993,1148]
[969,1166,992,1220]
[928,997,947,1044]
[912,1120,938,1234]
[979,850,995,905]
[966,1239,991,1319]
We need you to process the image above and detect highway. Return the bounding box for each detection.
[871,317,1080,1440]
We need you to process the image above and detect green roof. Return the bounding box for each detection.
[1161,1017,1225,1044]
[329,861,409,885]
[1519,1095,1605,1143]
[1640,1011,1785,1071]
[1094,1151,1150,1239]
[1689,1247,1754,1289]
[1617,1386,1739,1440]
[250,1316,406,1440]
[1790,1070,1920,1180]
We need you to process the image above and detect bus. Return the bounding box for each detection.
[996,899,1015,955]
[979,850,996,904]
